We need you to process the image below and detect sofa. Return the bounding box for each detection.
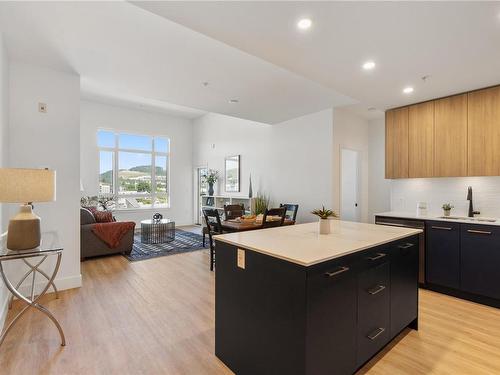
[80,208,135,260]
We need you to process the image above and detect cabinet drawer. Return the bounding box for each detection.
[461,224,500,299]
[357,262,390,366]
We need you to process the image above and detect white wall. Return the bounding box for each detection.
[192,112,272,197]
[80,100,193,225]
[332,108,370,222]
[7,62,81,293]
[368,118,391,222]
[192,110,334,223]
[0,33,10,330]
[271,109,334,222]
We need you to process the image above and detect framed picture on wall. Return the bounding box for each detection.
[225,155,240,192]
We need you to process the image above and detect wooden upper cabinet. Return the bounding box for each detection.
[385,107,409,179]
[468,86,500,176]
[408,101,434,178]
[434,94,468,177]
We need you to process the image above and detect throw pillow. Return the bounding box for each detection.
[82,206,99,217]
[94,211,114,223]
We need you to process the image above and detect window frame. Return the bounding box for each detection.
[97,129,170,210]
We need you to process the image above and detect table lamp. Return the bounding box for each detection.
[0,168,56,250]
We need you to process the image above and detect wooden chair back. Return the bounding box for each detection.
[280,203,299,222]
[262,207,286,229]
[224,204,245,220]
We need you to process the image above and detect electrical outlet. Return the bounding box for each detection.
[38,103,47,113]
[237,248,245,269]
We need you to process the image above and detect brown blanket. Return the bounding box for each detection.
[92,222,136,248]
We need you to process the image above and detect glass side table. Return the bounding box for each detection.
[0,231,66,348]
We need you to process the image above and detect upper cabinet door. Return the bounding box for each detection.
[468,86,500,176]
[385,107,409,179]
[434,94,468,177]
[408,101,434,178]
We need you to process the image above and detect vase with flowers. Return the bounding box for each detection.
[204,169,219,196]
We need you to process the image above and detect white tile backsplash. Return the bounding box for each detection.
[391,177,500,218]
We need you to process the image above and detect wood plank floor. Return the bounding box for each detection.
[1,231,499,374]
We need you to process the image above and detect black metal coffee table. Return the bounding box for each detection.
[140,219,175,244]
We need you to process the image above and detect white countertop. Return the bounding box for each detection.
[375,211,500,226]
[214,220,421,267]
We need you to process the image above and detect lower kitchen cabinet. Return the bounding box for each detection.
[307,258,357,375]
[426,221,460,289]
[461,224,500,300]
[389,239,419,335]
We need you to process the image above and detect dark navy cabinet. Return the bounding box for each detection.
[461,224,500,300]
[215,235,420,375]
[389,239,419,336]
[426,221,460,289]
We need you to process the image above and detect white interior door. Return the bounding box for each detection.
[341,148,361,222]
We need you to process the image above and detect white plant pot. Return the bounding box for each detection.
[319,218,330,235]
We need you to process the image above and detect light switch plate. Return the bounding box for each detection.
[237,248,245,269]
[38,102,47,113]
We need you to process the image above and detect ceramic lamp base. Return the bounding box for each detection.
[7,204,41,250]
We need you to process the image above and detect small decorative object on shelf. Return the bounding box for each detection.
[152,212,163,223]
[311,206,338,235]
[442,203,454,217]
[203,169,219,196]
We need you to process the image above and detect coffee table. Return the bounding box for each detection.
[141,219,175,244]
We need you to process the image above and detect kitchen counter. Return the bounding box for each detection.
[214,221,420,375]
[215,220,421,266]
[376,211,500,226]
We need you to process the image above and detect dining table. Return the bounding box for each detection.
[221,218,295,232]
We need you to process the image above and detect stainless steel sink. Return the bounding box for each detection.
[437,216,497,223]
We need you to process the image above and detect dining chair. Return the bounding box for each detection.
[280,203,299,222]
[224,204,245,220]
[203,208,223,271]
[261,207,287,229]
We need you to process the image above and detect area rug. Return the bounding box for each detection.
[124,229,206,261]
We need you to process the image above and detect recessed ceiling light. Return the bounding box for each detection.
[362,61,376,70]
[297,18,312,30]
[403,86,414,94]
[229,99,239,104]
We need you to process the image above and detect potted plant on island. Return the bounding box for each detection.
[311,206,338,234]
[442,203,454,217]
[204,169,219,196]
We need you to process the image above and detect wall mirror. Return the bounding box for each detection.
[225,155,240,192]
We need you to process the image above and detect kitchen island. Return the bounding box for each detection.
[214,220,421,375]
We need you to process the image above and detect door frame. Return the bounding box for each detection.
[193,165,208,225]
[340,147,361,222]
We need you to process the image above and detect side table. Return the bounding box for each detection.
[0,232,66,348]
[141,219,175,244]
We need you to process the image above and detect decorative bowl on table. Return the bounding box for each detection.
[239,214,256,224]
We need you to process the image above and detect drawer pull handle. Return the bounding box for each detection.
[367,253,387,261]
[367,285,386,295]
[375,222,406,227]
[398,243,415,249]
[324,266,350,277]
[367,327,385,340]
[431,226,452,231]
[467,229,492,235]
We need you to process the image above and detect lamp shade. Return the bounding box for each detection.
[0,168,56,203]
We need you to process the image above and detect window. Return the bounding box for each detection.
[97,130,170,209]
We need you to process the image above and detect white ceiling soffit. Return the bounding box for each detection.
[0,1,355,124]
[133,1,500,111]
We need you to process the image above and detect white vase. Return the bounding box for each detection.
[319,218,330,235]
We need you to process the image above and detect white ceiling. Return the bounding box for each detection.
[0,1,354,124]
[134,1,500,112]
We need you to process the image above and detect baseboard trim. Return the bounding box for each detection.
[17,274,82,297]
